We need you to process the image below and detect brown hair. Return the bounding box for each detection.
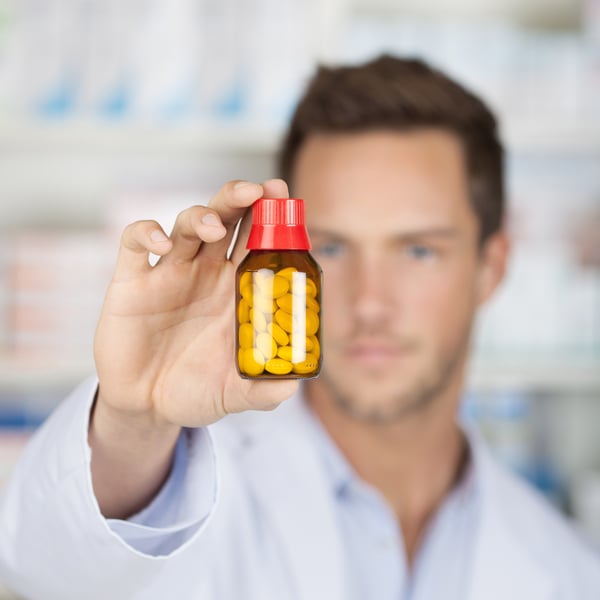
[278,55,504,245]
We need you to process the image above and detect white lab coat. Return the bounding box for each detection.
[0,377,599,599]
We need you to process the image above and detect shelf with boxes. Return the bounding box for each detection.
[0,115,599,233]
[0,118,282,155]
[467,357,600,393]
[1,115,599,156]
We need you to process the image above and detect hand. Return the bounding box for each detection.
[93,179,298,431]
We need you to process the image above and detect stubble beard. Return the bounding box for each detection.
[318,335,470,425]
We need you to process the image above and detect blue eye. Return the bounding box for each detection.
[314,242,344,258]
[406,245,436,260]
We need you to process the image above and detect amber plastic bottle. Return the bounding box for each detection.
[235,198,322,379]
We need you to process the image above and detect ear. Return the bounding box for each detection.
[476,230,510,306]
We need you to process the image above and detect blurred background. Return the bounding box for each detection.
[0,0,599,546]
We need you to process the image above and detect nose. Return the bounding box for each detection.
[350,254,393,327]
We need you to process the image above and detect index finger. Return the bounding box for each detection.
[209,180,265,227]
[202,178,290,262]
[163,180,263,262]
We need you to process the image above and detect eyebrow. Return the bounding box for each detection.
[309,227,461,240]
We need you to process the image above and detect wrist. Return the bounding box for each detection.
[91,388,181,449]
[88,388,182,519]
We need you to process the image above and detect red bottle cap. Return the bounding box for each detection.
[246,198,311,250]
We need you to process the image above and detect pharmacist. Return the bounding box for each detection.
[1,56,599,599]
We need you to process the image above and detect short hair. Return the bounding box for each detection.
[278,55,504,245]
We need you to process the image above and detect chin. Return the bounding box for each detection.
[336,395,417,424]
[325,376,411,419]
[318,357,442,423]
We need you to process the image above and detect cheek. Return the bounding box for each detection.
[320,263,352,333]
[405,264,478,328]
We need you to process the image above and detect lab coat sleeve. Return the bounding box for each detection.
[0,377,219,599]
[108,423,216,555]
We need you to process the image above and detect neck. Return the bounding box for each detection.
[305,378,468,565]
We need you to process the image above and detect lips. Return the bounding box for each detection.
[345,341,414,366]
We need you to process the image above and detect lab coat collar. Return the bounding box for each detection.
[222,392,555,600]
[299,398,356,498]
[304,396,479,507]
[465,430,555,600]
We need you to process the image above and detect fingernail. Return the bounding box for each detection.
[150,230,169,243]
[201,213,221,226]
[234,180,253,189]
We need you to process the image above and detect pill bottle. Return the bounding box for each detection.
[236,198,322,379]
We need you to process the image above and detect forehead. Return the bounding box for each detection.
[292,129,476,237]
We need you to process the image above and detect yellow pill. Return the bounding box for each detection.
[305,278,318,298]
[306,296,320,314]
[276,293,293,313]
[277,267,298,280]
[305,309,320,336]
[241,284,254,307]
[265,358,293,375]
[254,269,290,298]
[238,323,254,349]
[253,268,275,285]
[275,309,294,333]
[241,348,265,376]
[292,353,319,374]
[308,335,320,359]
[291,278,317,298]
[238,298,250,323]
[277,345,293,362]
[268,322,289,346]
[290,334,312,353]
[239,271,252,293]
[253,293,277,314]
[290,282,311,298]
[250,308,268,332]
[278,292,319,314]
[254,268,274,288]
[271,275,290,298]
[256,332,277,360]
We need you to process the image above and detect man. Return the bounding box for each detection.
[0,56,598,599]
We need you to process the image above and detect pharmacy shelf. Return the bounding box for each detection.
[0,119,282,155]
[0,584,19,600]
[502,119,600,154]
[0,119,280,230]
[468,357,600,394]
[1,117,599,155]
[0,360,95,393]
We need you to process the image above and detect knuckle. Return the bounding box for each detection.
[120,222,138,245]
[178,205,204,221]
[123,219,152,236]
[121,220,156,248]
[226,180,244,192]
[175,206,208,233]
